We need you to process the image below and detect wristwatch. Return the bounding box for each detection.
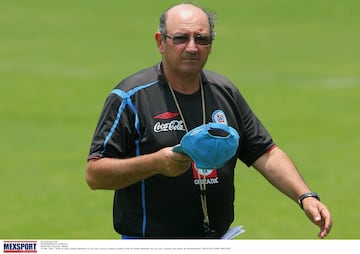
[298,192,320,210]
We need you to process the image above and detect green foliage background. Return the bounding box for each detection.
[1,0,359,239]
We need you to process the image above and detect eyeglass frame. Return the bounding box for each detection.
[161,33,214,46]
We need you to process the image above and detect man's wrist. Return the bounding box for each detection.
[298,192,320,210]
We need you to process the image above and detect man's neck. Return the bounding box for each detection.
[164,72,201,94]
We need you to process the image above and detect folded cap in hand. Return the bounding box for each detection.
[173,123,240,169]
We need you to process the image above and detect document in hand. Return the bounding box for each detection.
[221,225,245,240]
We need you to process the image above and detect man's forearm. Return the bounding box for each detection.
[86,155,161,190]
[85,147,193,190]
[252,146,311,202]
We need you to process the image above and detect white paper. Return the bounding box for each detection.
[221,225,245,240]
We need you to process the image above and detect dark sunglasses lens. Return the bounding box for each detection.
[195,36,212,45]
[173,36,190,45]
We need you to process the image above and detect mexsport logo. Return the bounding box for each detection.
[3,241,37,253]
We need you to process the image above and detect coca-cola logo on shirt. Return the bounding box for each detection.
[153,120,185,132]
[153,112,185,133]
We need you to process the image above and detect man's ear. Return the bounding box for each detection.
[155,32,165,53]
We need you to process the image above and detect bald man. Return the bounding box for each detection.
[86,3,332,239]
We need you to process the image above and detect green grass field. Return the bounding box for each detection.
[1,0,359,239]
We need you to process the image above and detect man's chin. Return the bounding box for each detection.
[179,66,203,76]
[180,61,204,71]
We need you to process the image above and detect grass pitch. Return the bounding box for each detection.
[1,0,359,239]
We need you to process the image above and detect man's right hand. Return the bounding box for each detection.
[155,147,193,177]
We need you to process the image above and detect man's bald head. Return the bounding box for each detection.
[158,3,216,40]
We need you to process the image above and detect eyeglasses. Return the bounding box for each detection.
[162,33,213,46]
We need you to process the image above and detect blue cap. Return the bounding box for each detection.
[173,123,240,169]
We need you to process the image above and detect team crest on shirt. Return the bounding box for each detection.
[192,163,219,185]
[212,110,227,125]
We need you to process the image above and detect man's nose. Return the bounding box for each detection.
[185,37,199,51]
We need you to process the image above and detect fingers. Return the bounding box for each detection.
[157,147,192,177]
[304,200,333,238]
[316,207,333,238]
